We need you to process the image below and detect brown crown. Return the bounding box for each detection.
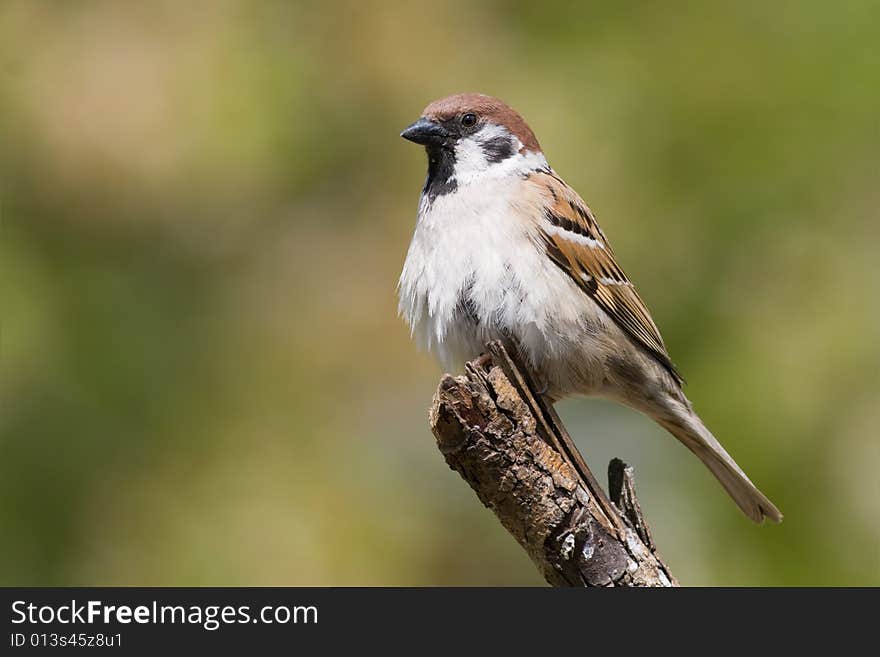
[422,93,542,153]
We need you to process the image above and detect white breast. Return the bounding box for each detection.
[398,170,601,373]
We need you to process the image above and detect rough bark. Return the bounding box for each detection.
[429,342,677,587]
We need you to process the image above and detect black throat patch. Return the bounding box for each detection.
[422,145,457,204]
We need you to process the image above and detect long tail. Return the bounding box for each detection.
[657,413,782,524]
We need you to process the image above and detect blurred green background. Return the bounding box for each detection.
[2,1,878,586]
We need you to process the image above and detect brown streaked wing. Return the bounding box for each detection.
[528,170,683,384]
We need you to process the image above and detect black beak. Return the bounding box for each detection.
[400,118,450,146]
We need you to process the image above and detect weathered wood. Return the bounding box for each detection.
[429,342,677,587]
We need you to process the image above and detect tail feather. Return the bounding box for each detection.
[659,415,782,524]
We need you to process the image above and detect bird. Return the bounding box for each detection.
[397,93,782,523]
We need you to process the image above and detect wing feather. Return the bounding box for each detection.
[530,170,683,384]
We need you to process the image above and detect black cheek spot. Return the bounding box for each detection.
[482,136,515,163]
[423,146,457,202]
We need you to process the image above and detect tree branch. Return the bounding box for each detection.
[429,342,677,587]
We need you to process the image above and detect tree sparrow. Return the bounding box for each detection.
[398,93,781,523]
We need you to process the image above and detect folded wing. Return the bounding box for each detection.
[529,169,683,385]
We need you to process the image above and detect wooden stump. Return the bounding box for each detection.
[429,342,677,587]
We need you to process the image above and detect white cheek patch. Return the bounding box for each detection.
[451,137,493,183]
[451,124,548,186]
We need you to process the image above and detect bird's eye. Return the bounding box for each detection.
[460,113,478,128]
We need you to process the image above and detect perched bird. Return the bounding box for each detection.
[398,93,782,523]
